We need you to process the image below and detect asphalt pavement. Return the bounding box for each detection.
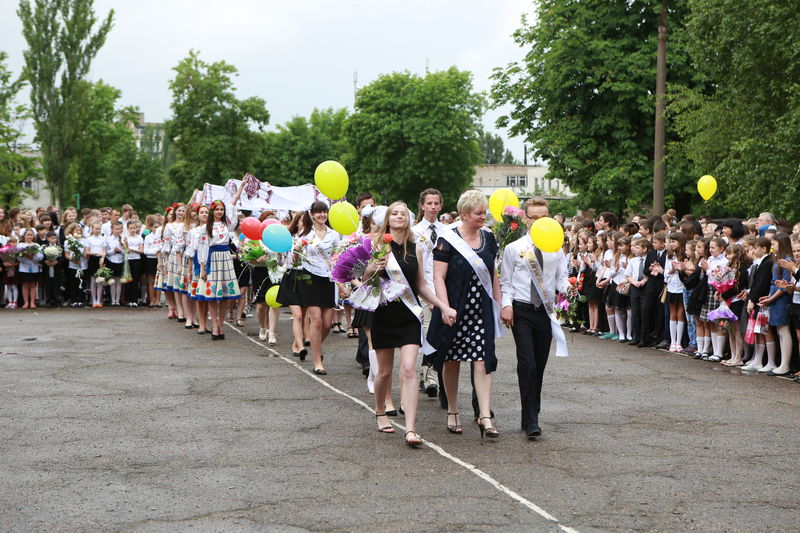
[1,307,798,532]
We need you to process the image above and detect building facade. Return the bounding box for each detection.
[472,164,574,200]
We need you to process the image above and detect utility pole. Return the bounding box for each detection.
[353,71,358,104]
[652,0,667,215]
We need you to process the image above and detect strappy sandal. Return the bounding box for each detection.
[404,431,422,448]
[332,322,346,333]
[478,416,500,439]
[446,412,462,434]
[347,327,358,338]
[376,413,395,433]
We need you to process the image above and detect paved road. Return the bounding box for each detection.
[1,308,798,532]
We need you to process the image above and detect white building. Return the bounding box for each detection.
[472,164,574,200]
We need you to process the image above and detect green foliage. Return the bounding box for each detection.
[166,50,270,196]
[257,107,349,186]
[491,0,697,215]
[479,130,517,165]
[669,0,800,221]
[17,0,114,207]
[345,68,485,207]
[0,51,36,207]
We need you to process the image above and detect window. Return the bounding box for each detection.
[506,175,526,188]
[21,178,33,190]
[506,175,517,187]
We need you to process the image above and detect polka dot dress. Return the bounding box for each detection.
[445,272,485,363]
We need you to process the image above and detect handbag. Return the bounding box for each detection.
[754,306,770,335]
[744,310,756,345]
[659,285,668,303]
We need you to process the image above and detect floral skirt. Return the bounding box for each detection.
[177,255,193,295]
[190,249,241,301]
[163,250,183,292]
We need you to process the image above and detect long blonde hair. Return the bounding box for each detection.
[376,201,415,260]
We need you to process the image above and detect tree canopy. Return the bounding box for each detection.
[0,51,35,207]
[479,130,517,165]
[346,68,484,206]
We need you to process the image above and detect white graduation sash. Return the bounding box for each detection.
[438,229,504,338]
[522,237,569,357]
[386,252,435,352]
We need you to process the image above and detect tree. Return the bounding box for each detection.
[479,130,517,165]
[166,50,270,196]
[669,0,800,220]
[345,68,484,206]
[0,51,36,207]
[257,107,349,186]
[491,0,697,215]
[17,0,114,208]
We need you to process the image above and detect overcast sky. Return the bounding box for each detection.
[1,0,534,160]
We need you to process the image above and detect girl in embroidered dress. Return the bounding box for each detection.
[189,205,211,334]
[179,201,201,328]
[162,203,187,320]
[295,201,340,374]
[154,206,175,312]
[363,202,455,447]
[196,182,244,340]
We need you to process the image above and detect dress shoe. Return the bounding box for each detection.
[654,340,669,350]
[628,339,639,345]
[526,424,542,439]
[636,343,648,348]
[425,383,438,398]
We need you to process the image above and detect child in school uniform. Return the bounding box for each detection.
[42,230,63,307]
[610,235,632,342]
[142,215,161,307]
[626,238,651,346]
[123,220,144,307]
[85,222,107,308]
[104,221,125,306]
[64,223,88,307]
[2,235,20,308]
[17,228,44,309]
[664,232,688,352]
[597,232,618,339]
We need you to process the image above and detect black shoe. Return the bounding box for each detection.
[218,334,225,340]
[418,379,424,392]
[526,423,542,439]
[655,340,669,350]
[362,366,370,377]
[211,334,219,340]
[313,368,327,375]
[177,317,186,323]
[385,409,398,417]
[636,343,648,348]
[197,330,207,335]
[304,340,311,347]
[628,339,639,345]
[425,383,438,398]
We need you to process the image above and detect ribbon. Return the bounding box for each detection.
[385,252,435,353]
[522,236,568,357]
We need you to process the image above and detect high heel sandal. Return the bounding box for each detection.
[376,413,395,433]
[404,431,422,448]
[268,333,277,345]
[446,412,462,434]
[477,416,500,439]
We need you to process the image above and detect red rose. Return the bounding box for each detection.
[301,239,309,246]
[510,222,519,230]
[568,276,578,285]
[383,233,394,243]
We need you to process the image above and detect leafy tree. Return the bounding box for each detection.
[257,107,349,186]
[479,130,517,165]
[491,0,697,215]
[166,50,270,196]
[669,0,800,220]
[345,68,484,206]
[17,0,114,208]
[0,51,36,207]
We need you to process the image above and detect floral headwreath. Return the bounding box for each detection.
[189,202,200,211]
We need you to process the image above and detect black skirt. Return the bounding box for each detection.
[143,257,158,276]
[107,261,123,277]
[297,270,335,308]
[667,292,684,304]
[371,301,421,349]
[251,267,278,305]
[88,255,101,276]
[277,269,302,306]
[351,308,374,328]
[18,271,40,283]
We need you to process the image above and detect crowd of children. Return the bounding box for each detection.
[563,210,800,381]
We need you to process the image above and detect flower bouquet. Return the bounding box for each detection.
[43,244,63,277]
[707,300,738,328]
[555,278,587,326]
[16,243,42,259]
[333,234,404,311]
[708,266,737,303]
[240,239,267,264]
[65,237,84,263]
[94,265,114,285]
[494,206,526,274]
[0,243,20,263]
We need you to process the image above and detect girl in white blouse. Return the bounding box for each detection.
[17,228,44,309]
[85,222,107,308]
[196,182,244,340]
[179,202,201,329]
[159,203,187,320]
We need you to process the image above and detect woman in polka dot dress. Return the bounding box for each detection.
[425,190,502,439]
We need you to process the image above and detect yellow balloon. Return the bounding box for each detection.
[530,217,564,253]
[265,285,281,308]
[697,174,717,201]
[488,189,519,221]
[314,160,349,200]
[328,201,359,236]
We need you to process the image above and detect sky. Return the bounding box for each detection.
[1,0,534,160]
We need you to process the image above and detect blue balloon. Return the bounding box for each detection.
[262,224,292,253]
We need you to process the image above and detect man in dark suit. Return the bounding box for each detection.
[639,231,668,347]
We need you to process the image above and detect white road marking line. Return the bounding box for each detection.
[227,323,579,532]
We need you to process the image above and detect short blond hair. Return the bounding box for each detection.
[456,190,488,216]
[524,196,549,209]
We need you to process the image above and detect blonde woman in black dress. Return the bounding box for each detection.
[363,201,456,447]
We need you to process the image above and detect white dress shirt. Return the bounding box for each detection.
[500,235,571,308]
[412,217,445,291]
[663,253,685,293]
[625,255,647,283]
[299,226,340,278]
[105,235,124,264]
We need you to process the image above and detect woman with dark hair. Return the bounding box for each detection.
[295,201,340,375]
[721,219,747,244]
[278,211,309,358]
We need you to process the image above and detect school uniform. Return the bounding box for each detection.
[42,242,64,305]
[142,229,161,279]
[124,233,144,304]
[105,234,125,277]
[65,237,88,304]
[295,227,340,308]
[85,234,106,277]
[626,255,647,345]
[641,248,667,345]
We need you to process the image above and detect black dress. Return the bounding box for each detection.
[371,241,422,349]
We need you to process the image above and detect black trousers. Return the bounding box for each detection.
[629,287,644,343]
[640,289,661,342]
[356,327,369,369]
[125,259,142,303]
[44,265,62,303]
[511,301,552,429]
[66,268,84,303]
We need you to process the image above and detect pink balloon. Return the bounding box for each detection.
[241,217,262,240]
[260,218,280,231]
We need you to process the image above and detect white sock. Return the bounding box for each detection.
[764,342,777,369]
[702,336,711,354]
[775,327,793,372]
[669,320,678,345]
[710,333,719,356]
[607,311,617,334]
[716,333,727,357]
[615,311,626,339]
[749,343,765,367]
[367,350,377,394]
[626,312,632,340]
[676,321,685,348]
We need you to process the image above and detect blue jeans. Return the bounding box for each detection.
[683,289,696,347]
